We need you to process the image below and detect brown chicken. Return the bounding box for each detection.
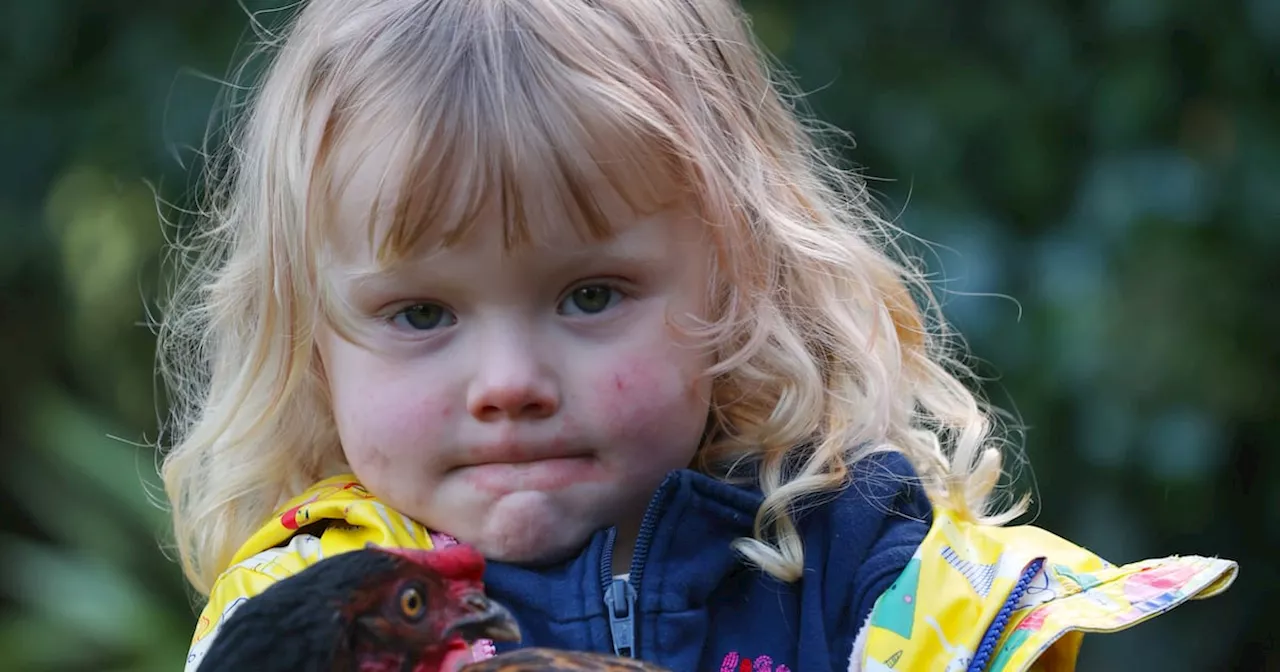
[194,543,669,671]
[459,648,670,671]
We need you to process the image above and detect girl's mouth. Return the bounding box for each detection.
[457,455,605,494]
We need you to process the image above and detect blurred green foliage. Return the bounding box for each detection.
[1,1,1275,670]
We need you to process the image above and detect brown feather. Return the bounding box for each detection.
[459,648,672,671]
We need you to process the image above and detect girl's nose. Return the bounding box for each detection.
[465,338,560,422]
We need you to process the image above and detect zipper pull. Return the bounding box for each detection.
[603,578,638,658]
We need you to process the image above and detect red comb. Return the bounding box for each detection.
[384,544,487,581]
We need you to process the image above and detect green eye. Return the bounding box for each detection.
[561,286,619,315]
[393,304,456,330]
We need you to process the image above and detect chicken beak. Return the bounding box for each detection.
[444,592,522,644]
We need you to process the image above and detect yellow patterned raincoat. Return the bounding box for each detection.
[857,507,1236,671]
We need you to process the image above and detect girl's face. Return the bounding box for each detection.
[315,163,715,569]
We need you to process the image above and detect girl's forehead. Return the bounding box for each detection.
[318,111,692,268]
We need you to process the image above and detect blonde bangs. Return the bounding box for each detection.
[308,2,697,273]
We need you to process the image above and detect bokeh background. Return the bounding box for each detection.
[2,1,1276,670]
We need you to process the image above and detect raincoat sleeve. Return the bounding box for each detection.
[856,506,1237,672]
[181,475,440,672]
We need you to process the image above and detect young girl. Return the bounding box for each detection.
[161,1,1236,670]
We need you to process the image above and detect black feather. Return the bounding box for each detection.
[195,549,402,672]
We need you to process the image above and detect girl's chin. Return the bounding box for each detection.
[455,498,606,565]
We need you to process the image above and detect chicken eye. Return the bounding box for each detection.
[398,585,426,621]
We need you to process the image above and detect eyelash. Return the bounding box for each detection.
[557,281,627,317]
[388,303,456,332]
[384,280,631,332]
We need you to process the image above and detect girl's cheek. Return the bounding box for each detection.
[593,356,701,437]
[596,360,658,406]
[341,384,452,447]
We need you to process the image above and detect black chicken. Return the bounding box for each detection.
[194,544,669,671]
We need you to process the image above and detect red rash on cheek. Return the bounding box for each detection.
[599,366,645,404]
[397,388,454,425]
[595,361,677,431]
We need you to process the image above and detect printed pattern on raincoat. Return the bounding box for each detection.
[857,506,1237,671]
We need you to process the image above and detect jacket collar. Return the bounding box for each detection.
[481,468,764,624]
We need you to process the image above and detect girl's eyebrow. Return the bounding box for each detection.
[335,213,681,295]
[345,241,661,286]
[343,266,403,292]
[552,240,668,267]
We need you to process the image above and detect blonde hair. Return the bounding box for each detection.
[160,0,1023,596]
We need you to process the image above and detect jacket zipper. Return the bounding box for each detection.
[966,557,1045,672]
[600,500,662,658]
